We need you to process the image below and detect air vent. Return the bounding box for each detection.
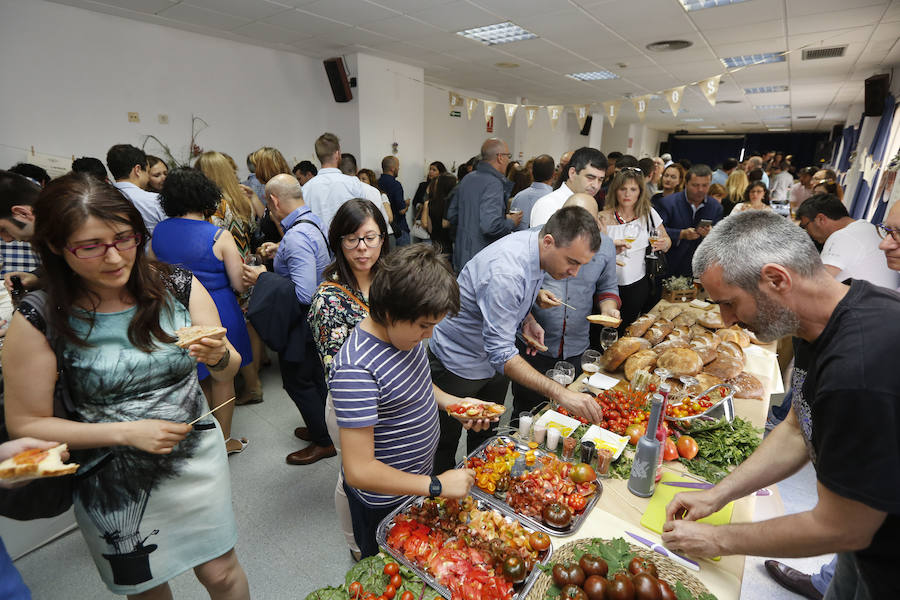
[797,115,816,119]
[802,46,846,60]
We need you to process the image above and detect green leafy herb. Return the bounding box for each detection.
[305,587,347,600]
[609,454,633,479]
[345,556,389,593]
[678,457,728,483]
[691,417,762,468]
[543,582,561,600]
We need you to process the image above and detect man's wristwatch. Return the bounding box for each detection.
[428,475,442,498]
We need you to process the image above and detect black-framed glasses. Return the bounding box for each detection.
[876,223,900,243]
[496,152,513,159]
[341,233,385,250]
[619,166,643,173]
[66,234,142,259]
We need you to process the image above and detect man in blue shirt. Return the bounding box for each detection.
[448,138,522,271]
[243,174,334,465]
[510,154,555,231]
[429,206,605,472]
[106,144,166,234]
[656,164,723,278]
[379,156,409,246]
[712,157,738,187]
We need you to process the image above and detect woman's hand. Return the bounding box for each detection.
[241,264,266,287]
[447,398,501,432]
[436,468,475,499]
[613,239,631,254]
[124,420,192,454]
[187,334,228,366]
[258,242,279,259]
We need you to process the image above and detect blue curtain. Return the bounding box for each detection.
[837,127,855,171]
[850,94,896,219]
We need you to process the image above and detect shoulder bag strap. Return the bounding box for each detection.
[285,217,331,258]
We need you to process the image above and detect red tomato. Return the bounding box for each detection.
[566,494,588,512]
[349,581,363,599]
[676,436,699,460]
[625,423,645,446]
[399,593,414,600]
[383,585,396,600]
[383,563,400,576]
[663,438,678,461]
[389,574,402,589]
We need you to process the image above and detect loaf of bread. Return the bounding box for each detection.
[653,337,690,353]
[586,314,622,328]
[717,340,744,363]
[672,312,697,328]
[691,328,719,348]
[695,372,724,391]
[689,341,718,365]
[697,312,725,329]
[624,349,658,381]
[625,313,657,338]
[643,319,674,345]
[728,371,765,399]
[657,348,703,377]
[659,306,683,321]
[703,356,743,380]
[602,336,652,370]
[716,327,751,348]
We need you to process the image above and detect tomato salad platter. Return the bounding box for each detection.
[460,437,603,537]
[376,495,554,600]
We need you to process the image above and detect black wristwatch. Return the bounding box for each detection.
[428,475,442,498]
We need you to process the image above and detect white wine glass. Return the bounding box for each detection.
[554,361,575,386]
[623,222,641,254]
[648,228,660,258]
[600,327,618,352]
[581,350,602,375]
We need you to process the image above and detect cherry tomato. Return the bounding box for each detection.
[389,574,402,589]
[383,563,400,576]
[399,593,414,600]
[349,581,362,599]
[383,585,396,600]
[376,596,387,600]
[676,435,699,460]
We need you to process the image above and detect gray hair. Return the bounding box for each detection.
[480,138,506,160]
[685,164,713,181]
[692,211,823,291]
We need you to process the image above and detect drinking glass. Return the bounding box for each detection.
[623,222,641,253]
[581,350,602,375]
[555,361,575,386]
[246,254,261,266]
[600,327,618,352]
[648,230,660,258]
[545,368,566,385]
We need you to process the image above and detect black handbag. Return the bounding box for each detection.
[644,213,668,281]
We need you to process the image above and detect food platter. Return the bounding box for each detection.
[667,383,735,433]
[376,495,553,600]
[458,436,604,537]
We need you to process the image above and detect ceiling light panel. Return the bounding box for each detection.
[721,52,786,68]
[681,118,705,122]
[680,0,751,11]
[567,70,619,81]
[755,104,790,109]
[745,85,789,94]
[456,22,537,45]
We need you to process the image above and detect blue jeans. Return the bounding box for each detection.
[0,538,30,600]
[812,556,837,595]
[394,229,411,247]
[823,553,871,600]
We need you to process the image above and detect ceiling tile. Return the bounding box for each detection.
[261,8,348,35]
[301,0,399,26]
[688,0,784,28]
[408,0,498,32]
[157,2,251,29]
[788,5,889,35]
[467,0,573,19]
[786,0,887,18]
[369,0,456,14]
[85,0,177,14]
[358,15,438,40]
[232,21,310,43]
[183,0,289,20]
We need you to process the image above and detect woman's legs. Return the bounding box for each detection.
[127,583,173,600]
[326,393,360,557]
[237,324,264,404]
[201,377,244,454]
[193,548,250,600]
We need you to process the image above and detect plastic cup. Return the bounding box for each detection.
[546,427,561,452]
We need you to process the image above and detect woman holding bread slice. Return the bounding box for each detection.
[599,168,671,334]
[2,174,249,598]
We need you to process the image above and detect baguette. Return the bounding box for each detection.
[0,444,78,481]
[625,313,657,338]
[586,314,622,328]
[643,318,674,346]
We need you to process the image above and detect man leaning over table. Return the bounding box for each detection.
[661,211,900,600]
[429,206,605,473]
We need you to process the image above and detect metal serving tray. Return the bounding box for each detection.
[666,383,735,433]
[375,494,553,600]
[458,435,604,537]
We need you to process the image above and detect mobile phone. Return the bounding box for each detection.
[698,219,713,228]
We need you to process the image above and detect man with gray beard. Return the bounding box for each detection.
[661,211,900,600]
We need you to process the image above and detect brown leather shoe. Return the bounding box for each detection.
[294,427,311,441]
[286,444,337,465]
[764,560,823,600]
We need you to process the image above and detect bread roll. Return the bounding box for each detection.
[689,341,718,365]
[703,356,743,380]
[716,327,750,348]
[697,312,725,329]
[660,306,683,321]
[673,312,697,328]
[602,336,651,371]
[625,313,657,338]
[728,372,765,399]
[717,340,744,363]
[695,372,724,391]
[657,348,703,377]
[643,319,674,345]
[624,349,658,381]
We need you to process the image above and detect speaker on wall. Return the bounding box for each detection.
[831,124,843,141]
[864,73,889,117]
[579,115,592,136]
[323,57,352,103]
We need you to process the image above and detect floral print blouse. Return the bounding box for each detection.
[308,279,369,369]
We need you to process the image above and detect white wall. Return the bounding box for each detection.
[600,120,631,155]
[515,110,587,165]
[0,0,359,177]
[356,54,424,189]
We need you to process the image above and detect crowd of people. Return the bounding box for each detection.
[0,133,896,600]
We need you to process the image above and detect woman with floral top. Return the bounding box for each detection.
[308,198,389,560]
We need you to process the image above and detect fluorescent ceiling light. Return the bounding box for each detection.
[721,52,786,68]
[681,118,704,122]
[680,0,750,11]
[755,104,790,109]
[698,125,719,129]
[567,70,619,81]
[659,108,690,114]
[745,85,789,94]
[456,22,537,45]
[767,127,790,131]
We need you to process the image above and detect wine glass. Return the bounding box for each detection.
[581,350,602,375]
[623,222,641,254]
[555,361,575,386]
[600,327,618,352]
[648,229,660,258]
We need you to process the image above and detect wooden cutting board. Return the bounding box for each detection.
[640,472,734,534]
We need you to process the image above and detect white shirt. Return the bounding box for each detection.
[529,182,575,227]
[301,168,383,231]
[769,171,794,202]
[606,209,663,286]
[821,220,900,288]
[113,182,166,234]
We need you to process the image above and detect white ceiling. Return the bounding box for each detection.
[49,0,900,133]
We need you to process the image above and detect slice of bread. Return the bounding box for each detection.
[586,314,622,328]
[521,332,548,352]
[0,443,79,481]
[175,325,227,349]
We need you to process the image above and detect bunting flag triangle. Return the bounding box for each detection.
[524,106,539,128]
[698,75,721,107]
[632,95,650,122]
[547,105,563,130]
[665,86,686,117]
[572,104,590,130]
[483,101,498,125]
[602,100,621,128]
[448,92,463,111]
[503,103,518,128]
[465,97,479,120]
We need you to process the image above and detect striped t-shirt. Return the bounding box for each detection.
[330,325,440,508]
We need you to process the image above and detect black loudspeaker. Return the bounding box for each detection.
[323,57,352,103]
[580,115,592,136]
[864,73,889,117]
[831,124,843,141]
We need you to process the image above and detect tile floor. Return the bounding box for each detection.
[14,367,831,599]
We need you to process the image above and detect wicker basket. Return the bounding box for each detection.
[526,538,713,600]
[661,287,698,303]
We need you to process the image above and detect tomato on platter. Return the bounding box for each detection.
[383,563,400,576]
[389,574,402,589]
[570,462,596,483]
[676,435,699,460]
[349,581,362,599]
[566,493,588,512]
[528,531,551,552]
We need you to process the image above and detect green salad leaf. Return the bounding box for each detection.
[305,586,347,600]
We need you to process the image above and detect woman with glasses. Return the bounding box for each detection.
[151,168,252,456]
[733,180,772,213]
[3,173,249,598]
[308,198,389,561]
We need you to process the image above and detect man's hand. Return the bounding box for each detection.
[697,225,712,238]
[4,271,38,293]
[508,211,523,227]
[258,242,279,260]
[536,289,562,309]
[665,488,724,522]
[557,389,602,423]
[241,264,267,287]
[522,318,545,356]
[602,307,621,320]
[661,520,722,558]
[680,228,700,241]
[436,468,475,499]
[447,398,501,432]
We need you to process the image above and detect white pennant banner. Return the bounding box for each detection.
[602,100,621,128]
[665,86,686,118]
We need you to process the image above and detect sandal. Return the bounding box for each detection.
[235,387,264,406]
[226,437,249,456]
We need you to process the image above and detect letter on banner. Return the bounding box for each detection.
[503,103,518,128]
[632,95,650,122]
[449,92,463,111]
[524,106,539,128]
[665,86,686,117]
[465,97,479,120]
[547,105,563,130]
[602,100,621,128]
[483,101,497,125]
[698,75,721,107]
[573,105,590,130]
